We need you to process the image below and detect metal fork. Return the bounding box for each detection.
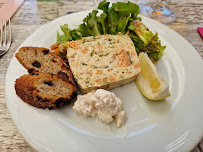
[0,18,11,56]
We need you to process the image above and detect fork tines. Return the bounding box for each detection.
[0,18,11,56]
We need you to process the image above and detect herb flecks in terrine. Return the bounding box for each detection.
[65,33,141,93]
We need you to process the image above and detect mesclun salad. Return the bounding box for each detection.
[54,0,166,61]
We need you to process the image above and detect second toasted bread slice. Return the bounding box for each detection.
[15,47,75,83]
[15,73,77,109]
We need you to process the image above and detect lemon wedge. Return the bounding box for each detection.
[135,52,171,100]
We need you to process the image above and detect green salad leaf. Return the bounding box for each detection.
[129,20,153,46]
[57,24,72,43]
[56,0,166,60]
[98,0,110,13]
[98,12,107,34]
[147,33,166,60]
[83,10,102,36]
[112,1,140,17]
[106,7,118,34]
[77,24,90,37]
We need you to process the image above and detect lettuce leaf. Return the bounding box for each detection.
[56,0,166,60]
[129,20,153,46]
[70,29,82,40]
[131,33,145,51]
[129,21,166,59]
[112,1,140,17]
[83,10,102,36]
[146,33,166,60]
[98,12,107,34]
[56,24,72,43]
[98,0,110,13]
[107,7,118,34]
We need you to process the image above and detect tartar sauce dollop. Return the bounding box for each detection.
[73,89,127,128]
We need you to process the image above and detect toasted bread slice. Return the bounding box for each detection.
[63,33,141,93]
[15,73,77,109]
[15,47,75,83]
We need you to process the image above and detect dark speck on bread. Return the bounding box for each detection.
[42,50,49,55]
[32,61,41,68]
[44,81,54,86]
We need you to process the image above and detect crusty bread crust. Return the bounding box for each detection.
[15,47,75,83]
[15,73,77,109]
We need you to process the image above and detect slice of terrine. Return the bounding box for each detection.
[64,33,141,93]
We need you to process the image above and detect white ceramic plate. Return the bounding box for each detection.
[5,11,203,152]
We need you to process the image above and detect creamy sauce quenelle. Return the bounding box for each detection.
[72,89,127,128]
